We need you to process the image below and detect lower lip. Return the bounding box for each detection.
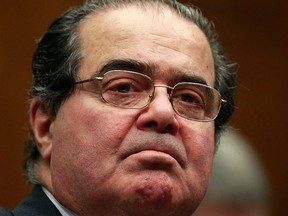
[128,150,178,167]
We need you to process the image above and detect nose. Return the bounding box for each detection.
[136,88,180,135]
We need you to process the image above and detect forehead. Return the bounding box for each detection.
[77,4,215,85]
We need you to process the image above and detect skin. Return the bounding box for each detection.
[30,4,215,216]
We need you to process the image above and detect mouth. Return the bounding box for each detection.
[129,149,180,169]
[121,143,186,169]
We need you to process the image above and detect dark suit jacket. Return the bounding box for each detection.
[0,185,61,216]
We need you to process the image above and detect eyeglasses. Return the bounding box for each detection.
[74,70,226,122]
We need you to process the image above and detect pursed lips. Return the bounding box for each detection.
[119,136,187,169]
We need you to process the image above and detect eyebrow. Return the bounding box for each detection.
[96,59,208,86]
[97,59,153,76]
[171,73,208,86]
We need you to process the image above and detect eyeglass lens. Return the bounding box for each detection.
[99,70,221,121]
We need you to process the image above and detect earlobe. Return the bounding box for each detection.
[29,98,54,161]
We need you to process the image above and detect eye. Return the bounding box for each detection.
[104,78,141,93]
[100,71,154,108]
[116,83,132,93]
[174,90,204,106]
[179,94,204,112]
[180,94,203,105]
[171,84,207,116]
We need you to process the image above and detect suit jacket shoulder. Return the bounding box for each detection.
[0,207,14,216]
[1,185,61,216]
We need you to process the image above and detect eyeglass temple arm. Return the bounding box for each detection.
[74,76,104,85]
[221,99,228,105]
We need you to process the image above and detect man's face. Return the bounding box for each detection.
[43,5,215,216]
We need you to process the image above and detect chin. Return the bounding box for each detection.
[118,171,197,216]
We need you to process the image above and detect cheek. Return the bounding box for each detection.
[53,96,136,148]
[182,122,215,183]
[183,121,215,158]
[49,97,138,186]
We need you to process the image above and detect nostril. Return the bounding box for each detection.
[165,124,173,132]
[143,121,175,134]
[144,121,158,128]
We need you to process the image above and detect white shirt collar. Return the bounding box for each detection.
[42,186,77,216]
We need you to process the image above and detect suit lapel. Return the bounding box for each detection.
[12,185,62,216]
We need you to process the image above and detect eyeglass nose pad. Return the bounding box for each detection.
[148,89,155,101]
[167,88,173,101]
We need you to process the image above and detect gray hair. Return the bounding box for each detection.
[25,0,236,184]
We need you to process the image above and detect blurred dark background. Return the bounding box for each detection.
[0,0,287,215]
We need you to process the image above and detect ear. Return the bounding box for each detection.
[29,98,54,161]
